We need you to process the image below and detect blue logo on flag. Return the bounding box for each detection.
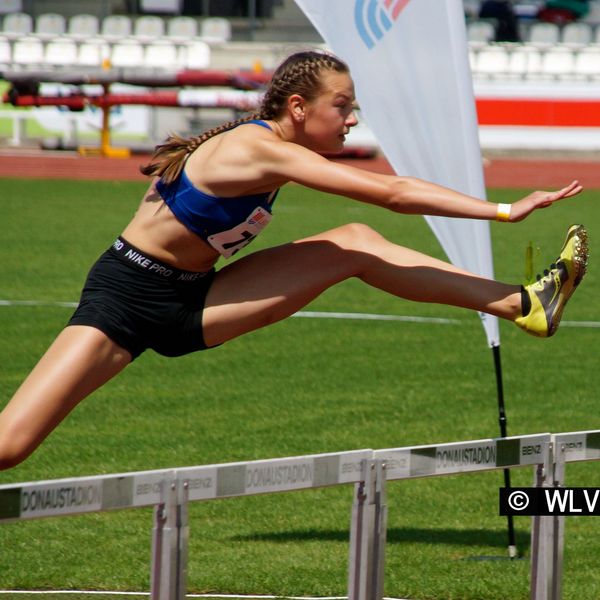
[354,0,411,49]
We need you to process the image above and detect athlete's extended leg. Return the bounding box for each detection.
[203,223,523,346]
[0,326,131,470]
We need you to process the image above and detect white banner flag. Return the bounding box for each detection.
[296,0,500,347]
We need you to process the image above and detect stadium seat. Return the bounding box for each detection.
[67,14,100,39]
[133,15,165,40]
[588,0,600,28]
[505,48,528,79]
[110,40,144,67]
[200,17,232,43]
[513,1,541,19]
[463,0,481,19]
[573,46,600,80]
[101,15,133,40]
[44,38,78,67]
[179,41,211,69]
[561,22,593,45]
[540,46,576,79]
[466,20,495,44]
[140,0,181,13]
[1,12,32,39]
[507,45,543,79]
[77,39,110,67]
[0,36,11,68]
[143,40,180,69]
[468,47,479,72]
[12,36,44,68]
[166,16,198,40]
[474,45,511,78]
[528,22,561,45]
[35,13,66,39]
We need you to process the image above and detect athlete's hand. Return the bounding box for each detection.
[509,180,583,222]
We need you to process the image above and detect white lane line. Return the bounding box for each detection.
[1,300,599,329]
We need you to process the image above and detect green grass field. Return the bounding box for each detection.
[0,177,599,600]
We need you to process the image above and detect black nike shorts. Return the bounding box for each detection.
[68,237,217,360]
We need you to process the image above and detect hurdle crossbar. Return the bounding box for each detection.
[374,433,550,480]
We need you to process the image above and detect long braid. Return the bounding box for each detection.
[140,50,349,184]
[140,114,258,183]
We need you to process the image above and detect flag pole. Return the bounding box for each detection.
[492,344,517,558]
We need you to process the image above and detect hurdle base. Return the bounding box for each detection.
[78,145,131,159]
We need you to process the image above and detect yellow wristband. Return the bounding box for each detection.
[496,203,511,222]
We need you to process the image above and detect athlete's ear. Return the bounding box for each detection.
[288,94,306,123]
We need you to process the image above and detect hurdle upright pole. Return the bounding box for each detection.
[150,472,186,600]
[492,344,517,558]
[550,441,566,600]
[371,461,388,600]
[177,479,190,600]
[347,458,386,600]
[530,440,556,600]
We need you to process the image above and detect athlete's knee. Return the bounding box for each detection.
[0,441,27,471]
[325,224,392,275]
[0,420,35,470]
[329,223,387,252]
[0,455,23,471]
[335,223,383,245]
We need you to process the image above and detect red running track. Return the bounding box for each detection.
[0,151,599,189]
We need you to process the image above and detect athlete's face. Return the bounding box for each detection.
[302,71,358,154]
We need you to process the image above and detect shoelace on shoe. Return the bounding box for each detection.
[536,262,558,282]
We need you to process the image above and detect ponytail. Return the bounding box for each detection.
[140,114,258,184]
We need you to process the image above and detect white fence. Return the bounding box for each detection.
[1,431,599,600]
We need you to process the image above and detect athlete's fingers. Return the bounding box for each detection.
[535,181,583,207]
[551,180,582,200]
[561,184,584,198]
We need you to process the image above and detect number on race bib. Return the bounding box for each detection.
[207,206,272,258]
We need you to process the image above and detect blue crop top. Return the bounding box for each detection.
[155,119,279,258]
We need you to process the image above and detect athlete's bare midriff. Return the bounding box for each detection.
[121,182,221,273]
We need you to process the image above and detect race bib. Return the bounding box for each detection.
[207,206,272,259]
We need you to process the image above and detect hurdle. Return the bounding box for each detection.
[530,430,600,600]
[375,433,554,600]
[1,431,598,600]
[0,449,378,600]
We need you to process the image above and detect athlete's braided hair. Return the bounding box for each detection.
[140,50,349,184]
[258,50,349,119]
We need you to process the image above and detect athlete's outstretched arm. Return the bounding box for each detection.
[258,138,583,221]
